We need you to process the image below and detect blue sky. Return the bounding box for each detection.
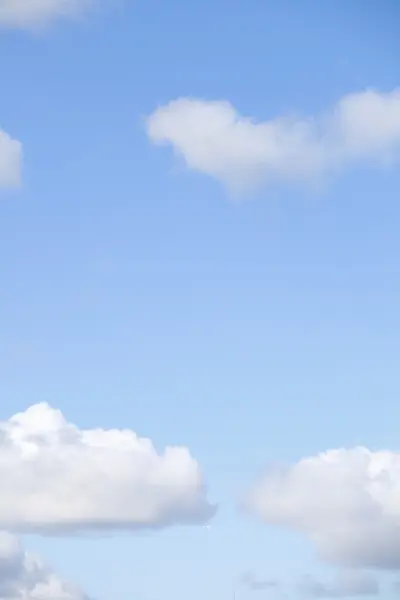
[0,1,400,600]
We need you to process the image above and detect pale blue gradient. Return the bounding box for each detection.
[0,1,399,599]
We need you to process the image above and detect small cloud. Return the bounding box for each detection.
[0,0,97,30]
[242,572,279,591]
[146,89,400,195]
[0,129,22,189]
[297,573,379,598]
[0,531,89,599]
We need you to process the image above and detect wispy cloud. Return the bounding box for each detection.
[242,572,280,591]
[297,573,379,598]
[0,0,96,29]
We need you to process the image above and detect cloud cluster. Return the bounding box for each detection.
[297,572,379,598]
[0,0,93,29]
[0,532,88,600]
[146,89,400,193]
[0,403,215,533]
[0,129,22,189]
[246,446,400,570]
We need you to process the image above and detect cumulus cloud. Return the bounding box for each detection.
[297,572,379,598]
[0,0,94,29]
[146,89,400,193]
[245,447,400,570]
[0,531,88,600]
[0,403,215,533]
[0,129,22,189]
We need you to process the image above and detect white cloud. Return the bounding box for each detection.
[297,572,379,598]
[146,89,400,193]
[0,0,93,29]
[246,447,400,570]
[0,130,22,189]
[0,403,215,533]
[0,531,88,600]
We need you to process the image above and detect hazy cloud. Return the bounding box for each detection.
[297,572,379,598]
[0,0,95,29]
[242,572,279,591]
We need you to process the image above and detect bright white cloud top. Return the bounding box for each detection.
[246,446,400,570]
[146,89,400,193]
[0,0,93,29]
[0,403,215,533]
[0,130,21,189]
[0,532,88,600]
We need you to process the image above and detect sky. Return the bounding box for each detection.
[0,0,400,599]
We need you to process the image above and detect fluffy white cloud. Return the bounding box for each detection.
[0,130,22,189]
[0,403,215,533]
[0,0,93,29]
[246,447,400,570]
[297,572,379,598]
[0,532,88,600]
[146,89,400,193]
